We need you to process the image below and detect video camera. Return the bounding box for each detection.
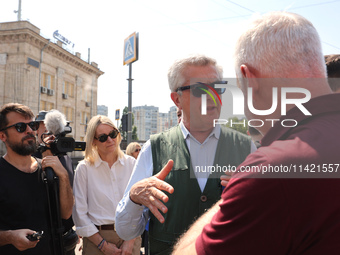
[36,110,86,156]
[46,123,86,156]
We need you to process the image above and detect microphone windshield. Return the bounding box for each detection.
[44,110,67,135]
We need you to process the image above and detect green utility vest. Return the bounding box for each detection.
[149,125,251,255]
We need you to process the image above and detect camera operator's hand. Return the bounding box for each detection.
[1,229,39,251]
[41,155,74,219]
[40,134,54,157]
[41,155,68,178]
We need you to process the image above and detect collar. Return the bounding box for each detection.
[94,154,124,168]
[261,93,340,146]
[179,121,220,141]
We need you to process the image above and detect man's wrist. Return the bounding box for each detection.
[97,238,105,251]
[129,194,142,206]
[0,230,14,246]
[55,171,70,185]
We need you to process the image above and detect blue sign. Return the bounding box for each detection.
[123,32,138,65]
[115,109,120,120]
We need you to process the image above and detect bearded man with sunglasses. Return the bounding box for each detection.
[116,54,254,254]
[0,103,73,255]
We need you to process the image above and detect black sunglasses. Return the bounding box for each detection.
[176,81,227,98]
[135,148,141,153]
[0,121,40,133]
[94,129,119,143]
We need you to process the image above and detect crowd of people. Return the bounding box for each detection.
[1,11,340,255]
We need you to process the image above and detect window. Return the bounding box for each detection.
[47,75,50,89]
[40,100,46,110]
[47,102,54,110]
[68,83,74,97]
[39,101,54,111]
[67,108,74,122]
[63,106,74,122]
[62,81,75,97]
[42,73,55,89]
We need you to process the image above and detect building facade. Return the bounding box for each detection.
[133,105,158,140]
[157,112,169,133]
[0,21,104,157]
[132,105,180,141]
[168,105,178,127]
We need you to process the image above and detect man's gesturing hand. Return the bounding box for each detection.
[130,160,174,223]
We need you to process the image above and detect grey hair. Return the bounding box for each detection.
[167,54,223,92]
[234,11,326,80]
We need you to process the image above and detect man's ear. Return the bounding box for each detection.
[240,64,248,79]
[0,131,7,143]
[240,64,259,92]
[171,92,182,109]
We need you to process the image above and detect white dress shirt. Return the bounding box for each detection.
[73,154,136,237]
[115,122,256,240]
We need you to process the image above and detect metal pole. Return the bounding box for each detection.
[17,0,22,21]
[127,63,133,144]
[38,40,50,112]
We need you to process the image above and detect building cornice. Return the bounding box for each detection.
[0,27,104,77]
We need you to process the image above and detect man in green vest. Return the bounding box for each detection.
[116,54,254,255]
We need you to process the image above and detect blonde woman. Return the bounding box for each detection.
[125,142,141,159]
[73,115,141,255]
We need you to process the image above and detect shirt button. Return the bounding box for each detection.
[200,195,207,202]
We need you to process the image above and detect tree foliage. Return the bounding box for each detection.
[119,106,138,140]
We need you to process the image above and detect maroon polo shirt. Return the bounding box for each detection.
[196,93,340,255]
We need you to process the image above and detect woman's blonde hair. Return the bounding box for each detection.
[126,142,141,157]
[84,115,123,165]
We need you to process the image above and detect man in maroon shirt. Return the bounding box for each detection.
[173,11,340,255]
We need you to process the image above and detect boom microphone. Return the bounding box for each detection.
[44,110,67,135]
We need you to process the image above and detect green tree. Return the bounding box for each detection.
[119,106,138,140]
[132,126,138,140]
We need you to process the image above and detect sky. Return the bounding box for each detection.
[1,0,340,122]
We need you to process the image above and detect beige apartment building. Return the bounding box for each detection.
[0,21,104,158]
